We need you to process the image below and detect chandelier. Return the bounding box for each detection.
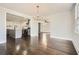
[33,5,48,23]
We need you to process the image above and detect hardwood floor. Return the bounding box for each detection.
[0,35,77,55]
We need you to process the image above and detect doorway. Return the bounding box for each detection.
[38,23,41,39]
[6,13,31,54]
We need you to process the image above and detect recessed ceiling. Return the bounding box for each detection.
[0,3,73,16]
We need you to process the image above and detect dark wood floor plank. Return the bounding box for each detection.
[0,35,77,55]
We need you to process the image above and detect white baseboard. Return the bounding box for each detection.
[50,36,72,41]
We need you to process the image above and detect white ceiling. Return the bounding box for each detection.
[0,3,73,16]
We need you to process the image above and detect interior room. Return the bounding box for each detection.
[0,3,79,55]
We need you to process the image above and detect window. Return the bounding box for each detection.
[75,3,79,33]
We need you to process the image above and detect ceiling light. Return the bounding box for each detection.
[33,5,48,23]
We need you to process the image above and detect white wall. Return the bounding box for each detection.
[0,7,6,44]
[49,11,73,40]
[15,27,22,38]
[41,22,50,32]
[30,19,38,37]
[30,11,73,41]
